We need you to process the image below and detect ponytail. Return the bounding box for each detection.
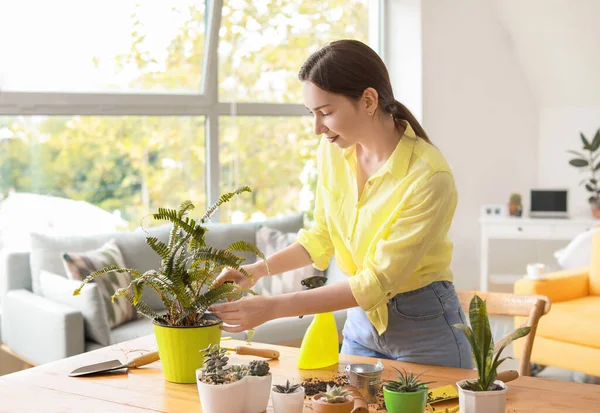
[385,100,432,144]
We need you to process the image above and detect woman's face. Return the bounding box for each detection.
[302,81,370,149]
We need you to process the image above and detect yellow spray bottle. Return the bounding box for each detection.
[297,275,339,369]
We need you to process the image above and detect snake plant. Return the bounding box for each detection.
[73,186,267,327]
[453,294,531,391]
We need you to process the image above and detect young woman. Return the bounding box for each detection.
[209,39,473,369]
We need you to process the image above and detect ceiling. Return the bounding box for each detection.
[493,0,600,107]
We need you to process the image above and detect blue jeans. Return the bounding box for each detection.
[341,281,473,369]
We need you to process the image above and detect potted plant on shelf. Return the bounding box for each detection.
[311,384,354,413]
[382,367,434,413]
[452,294,531,413]
[244,360,272,413]
[73,186,266,384]
[567,128,600,217]
[197,344,246,413]
[272,380,305,413]
[508,193,522,217]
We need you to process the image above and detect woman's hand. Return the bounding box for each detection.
[209,295,274,333]
[213,263,265,290]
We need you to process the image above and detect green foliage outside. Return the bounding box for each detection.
[0,1,368,227]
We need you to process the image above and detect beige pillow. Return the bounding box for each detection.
[62,239,136,329]
[254,226,324,296]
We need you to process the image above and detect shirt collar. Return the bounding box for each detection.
[343,121,417,180]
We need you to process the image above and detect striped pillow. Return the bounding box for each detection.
[62,239,137,329]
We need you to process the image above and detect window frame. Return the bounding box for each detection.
[0,0,384,221]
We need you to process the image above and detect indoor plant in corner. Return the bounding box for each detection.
[271,380,305,413]
[311,384,354,413]
[73,186,266,384]
[382,367,434,413]
[452,294,531,413]
[567,128,600,217]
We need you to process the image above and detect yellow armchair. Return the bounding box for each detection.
[514,231,600,377]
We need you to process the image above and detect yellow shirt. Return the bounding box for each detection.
[297,123,457,335]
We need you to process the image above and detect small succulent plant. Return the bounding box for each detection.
[229,364,249,380]
[321,385,352,403]
[248,360,270,376]
[273,379,302,394]
[383,367,434,393]
[199,344,232,384]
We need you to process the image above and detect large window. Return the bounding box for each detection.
[0,0,376,227]
[0,116,205,228]
[0,1,207,94]
[218,1,369,103]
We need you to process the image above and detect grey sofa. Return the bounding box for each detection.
[0,213,347,365]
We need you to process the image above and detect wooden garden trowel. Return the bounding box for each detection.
[69,351,160,377]
[69,345,279,377]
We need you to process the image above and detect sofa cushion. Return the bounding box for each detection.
[534,295,600,349]
[203,213,305,265]
[29,224,172,311]
[62,239,137,329]
[254,226,323,296]
[109,316,155,345]
[40,270,110,346]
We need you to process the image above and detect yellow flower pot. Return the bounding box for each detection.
[153,315,222,384]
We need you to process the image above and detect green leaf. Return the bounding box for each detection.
[200,186,251,223]
[592,129,600,152]
[569,159,589,167]
[595,162,600,171]
[581,132,591,150]
[453,323,483,376]
[567,150,586,158]
[586,184,596,192]
[469,295,493,380]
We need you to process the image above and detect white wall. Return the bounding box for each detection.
[539,107,600,216]
[419,0,539,289]
[384,0,422,123]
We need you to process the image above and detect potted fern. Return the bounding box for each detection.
[382,367,434,413]
[73,187,266,384]
[452,294,531,413]
[271,380,305,413]
[311,384,354,413]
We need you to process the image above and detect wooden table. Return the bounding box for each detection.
[0,335,598,412]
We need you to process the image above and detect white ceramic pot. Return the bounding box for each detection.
[244,374,273,413]
[457,379,507,413]
[196,368,246,413]
[271,386,305,413]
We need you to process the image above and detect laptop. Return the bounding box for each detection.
[529,189,569,219]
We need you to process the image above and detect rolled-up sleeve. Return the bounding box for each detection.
[297,177,335,271]
[348,171,457,312]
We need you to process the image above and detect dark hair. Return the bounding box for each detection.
[298,39,431,144]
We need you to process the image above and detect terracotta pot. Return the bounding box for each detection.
[311,394,354,413]
[592,207,600,219]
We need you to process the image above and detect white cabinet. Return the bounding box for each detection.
[479,217,597,291]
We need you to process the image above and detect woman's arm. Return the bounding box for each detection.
[249,241,314,278]
[209,281,358,333]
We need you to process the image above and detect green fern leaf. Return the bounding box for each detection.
[200,186,251,223]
